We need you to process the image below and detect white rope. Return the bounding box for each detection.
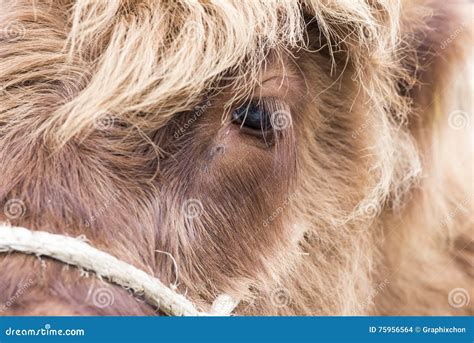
[0,223,238,316]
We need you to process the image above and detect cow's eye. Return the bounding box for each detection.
[232,102,272,132]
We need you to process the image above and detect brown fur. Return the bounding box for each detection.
[0,0,472,315]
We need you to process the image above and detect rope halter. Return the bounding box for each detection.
[0,223,239,316]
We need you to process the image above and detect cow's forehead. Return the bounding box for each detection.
[49,0,395,142]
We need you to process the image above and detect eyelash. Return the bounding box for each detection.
[232,100,272,132]
[231,97,289,134]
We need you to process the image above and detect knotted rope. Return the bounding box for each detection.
[0,223,238,316]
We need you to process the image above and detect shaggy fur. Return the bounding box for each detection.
[0,0,472,315]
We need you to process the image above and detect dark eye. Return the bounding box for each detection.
[232,102,272,131]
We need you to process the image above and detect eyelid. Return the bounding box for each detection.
[255,75,301,100]
[261,75,299,85]
[261,75,281,84]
